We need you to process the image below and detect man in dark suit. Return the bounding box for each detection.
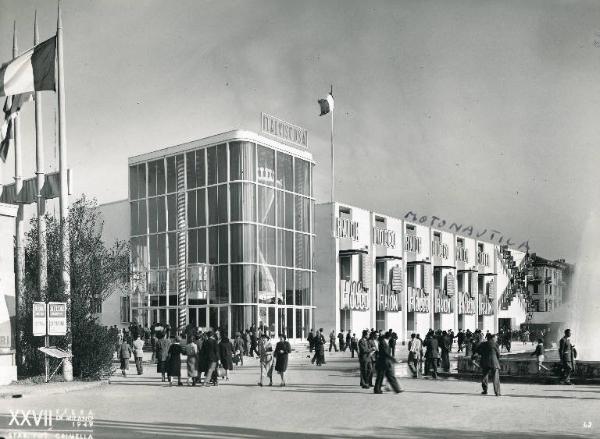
[373,333,403,394]
[424,331,440,379]
[475,333,501,396]
[202,331,220,387]
[559,329,575,385]
[358,330,373,388]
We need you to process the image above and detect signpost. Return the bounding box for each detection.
[32,302,46,336]
[32,302,67,382]
[47,302,67,336]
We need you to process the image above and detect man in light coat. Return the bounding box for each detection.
[133,335,145,375]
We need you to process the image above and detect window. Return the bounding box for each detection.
[129,164,146,200]
[166,194,177,231]
[258,265,276,304]
[207,226,227,264]
[406,224,415,234]
[340,309,350,332]
[257,145,275,186]
[407,265,415,287]
[295,233,310,269]
[187,189,206,228]
[207,185,228,225]
[186,149,206,189]
[167,232,177,267]
[295,195,310,232]
[294,158,310,195]
[376,311,385,331]
[131,236,148,270]
[230,141,256,182]
[231,265,257,303]
[258,186,275,225]
[340,256,351,281]
[148,196,166,233]
[434,268,442,289]
[230,182,256,222]
[130,200,147,235]
[258,226,276,265]
[120,296,131,323]
[295,271,310,305]
[147,159,165,196]
[207,144,227,185]
[149,233,167,268]
[376,261,386,283]
[276,152,293,191]
[230,224,256,263]
[276,190,294,229]
[188,228,206,264]
[276,229,294,267]
[231,305,256,335]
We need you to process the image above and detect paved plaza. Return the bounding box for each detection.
[0,346,599,438]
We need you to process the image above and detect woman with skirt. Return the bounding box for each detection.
[186,336,199,386]
[167,336,184,386]
[274,333,291,386]
[218,335,234,381]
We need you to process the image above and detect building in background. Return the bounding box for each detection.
[314,202,530,341]
[101,130,316,340]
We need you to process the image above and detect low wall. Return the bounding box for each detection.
[457,356,600,380]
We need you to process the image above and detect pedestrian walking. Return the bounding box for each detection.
[424,331,440,379]
[329,330,338,352]
[133,335,144,375]
[457,329,465,353]
[389,331,398,358]
[258,333,274,386]
[374,332,403,394]
[559,329,576,385]
[440,331,451,372]
[155,331,171,382]
[358,330,372,388]
[474,333,501,396]
[367,332,378,386]
[312,329,326,366]
[167,336,184,386]
[186,336,199,386]
[307,329,315,353]
[250,329,258,358]
[119,339,132,377]
[350,333,358,358]
[203,331,220,386]
[531,339,545,373]
[338,331,346,352]
[407,333,422,378]
[233,332,245,366]
[346,330,352,354]
[219,335,234,381]
[274,333,292,386]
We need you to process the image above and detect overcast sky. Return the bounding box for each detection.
[1,0,600,262]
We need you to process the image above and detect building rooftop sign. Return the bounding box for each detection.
[261,112,308,149]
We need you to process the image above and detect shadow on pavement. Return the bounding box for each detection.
[3,417,584,439]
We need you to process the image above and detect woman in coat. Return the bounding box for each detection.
[218,335,234,380]
[167,336,184,386]
[274,333,291,386]
[186,336,199,386]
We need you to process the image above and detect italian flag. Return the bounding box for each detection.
[318,93,334,116]
[0,36,56,97]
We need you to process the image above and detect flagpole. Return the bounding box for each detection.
[330,85,334,204]
[13,21,25,372]
[57,1,72,359]
[34,10,49,382]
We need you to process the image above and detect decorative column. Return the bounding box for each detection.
[176,156,187,332]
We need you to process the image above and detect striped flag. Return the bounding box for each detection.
[0,36,56,97]
[0,92,33,162]
[318,92,334,116]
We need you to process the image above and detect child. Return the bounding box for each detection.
[531,339,545,373]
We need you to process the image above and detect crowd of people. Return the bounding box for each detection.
[111,321,578,395]
[112,323,292,387]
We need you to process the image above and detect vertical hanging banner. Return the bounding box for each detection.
[33,302,46,336]
[47,302,66,336]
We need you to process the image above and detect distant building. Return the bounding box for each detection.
[526,255,573,313]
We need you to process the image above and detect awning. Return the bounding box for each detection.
[376,255,402,261]
[435,265,456,269]
[339,249,368,256]
[407,260,431,265]
[457,268,478,273]
[479,272,497,277]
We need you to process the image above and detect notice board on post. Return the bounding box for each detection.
[47,302,67,336]
[33,302,47,336]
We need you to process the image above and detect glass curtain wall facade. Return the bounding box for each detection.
[129,134,315,339]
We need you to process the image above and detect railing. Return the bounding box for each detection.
[432,240,449,259]
[477,251,489,267]
[456,247,469,263]
[405,235,421,253]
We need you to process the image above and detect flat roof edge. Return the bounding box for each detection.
[128,130,314,165]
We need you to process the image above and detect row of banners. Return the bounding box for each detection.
[340,281,495,315]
